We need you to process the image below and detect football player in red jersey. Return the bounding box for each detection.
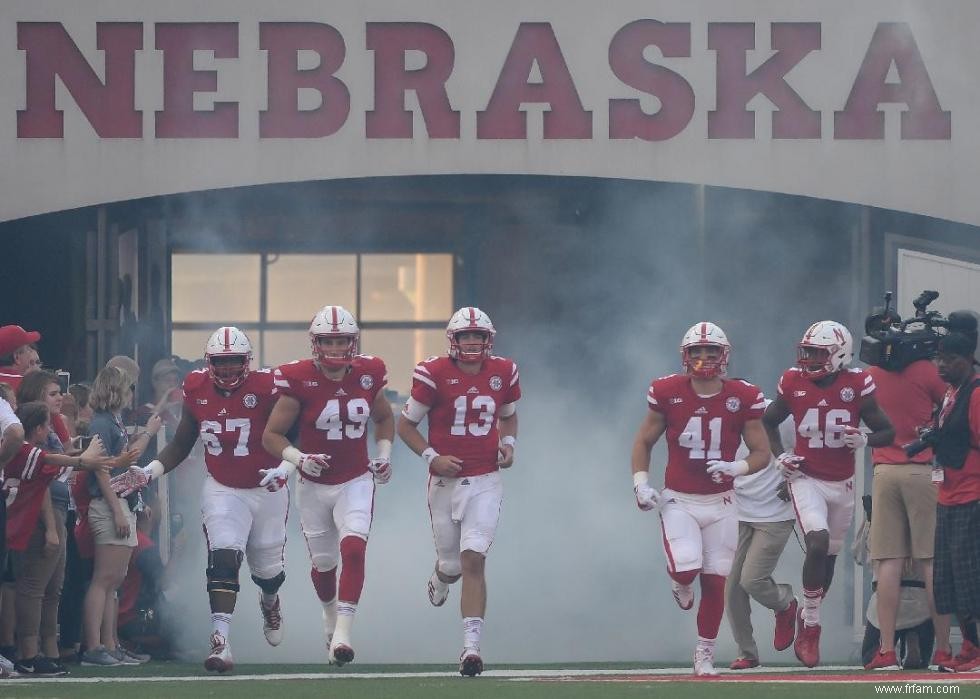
[631,322,771,676]
[261,305,394,667]
[397,307,521,678]
[763,321,893,668]
[111,327,291,674]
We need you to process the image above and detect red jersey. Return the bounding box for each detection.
[3,443,66,551]
[869,361,947,465]
[647,374,765,495]
[0,371,22,391]
[182,369,279,489]
[411,355,521,478]
[274,356,387,485]
[777,367,876,481]
[937,382,980,506]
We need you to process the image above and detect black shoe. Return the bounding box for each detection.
[42,656,70,676]
[0,646,16,663]
[15,655,69,677]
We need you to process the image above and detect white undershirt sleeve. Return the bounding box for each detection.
[499,401,517,418]
[401,397,431,422]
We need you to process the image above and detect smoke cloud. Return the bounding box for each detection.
[158,176,865,667]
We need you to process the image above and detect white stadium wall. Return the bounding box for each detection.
[1,0,979,224]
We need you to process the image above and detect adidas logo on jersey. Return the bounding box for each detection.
[335,388,348,396]
[218,408,227,416]
[467,386,479,394]
[818,399,829,407]
[694,406,708,415]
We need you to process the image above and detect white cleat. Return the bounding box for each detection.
[325,632,335,665]
[694,645,719,677]
[260,596,283,646]
[204,632,234,674]
[428,569,450,607]
[672,579,694,610]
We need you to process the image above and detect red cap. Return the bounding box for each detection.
[0,325,41,357]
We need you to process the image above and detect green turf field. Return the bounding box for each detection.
[2,663,978,699]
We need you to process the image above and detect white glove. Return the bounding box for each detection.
[842,427,869,450]
[776,452,805,481]
[368,458,392,484]
[633,472,660,511]
[368,438,392,484]
[706,459,749,483]
[258,461,296,492]
[283,446,331,477]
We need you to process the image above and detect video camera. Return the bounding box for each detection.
[859,290,978,371]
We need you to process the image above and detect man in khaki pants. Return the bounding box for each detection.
[726,406,798,669]
[865,354,951,671]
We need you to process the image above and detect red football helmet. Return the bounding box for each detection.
[205,327,253,390]
[309,305,359,369]
[447,307,495,362]
[680,322,731,378]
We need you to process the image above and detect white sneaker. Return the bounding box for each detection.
[428,569,449,607]
[0,652,15,676]
[329,640,355,667]
[672,579,694,610]
[325,632,335,664]
[204,632,234,674]
[694,644,719,676]
[260,596,283,646]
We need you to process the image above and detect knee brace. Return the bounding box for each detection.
[437,557,462,579]
[206,549,243,595]
[311,551,339,573]
[251,570,286,595]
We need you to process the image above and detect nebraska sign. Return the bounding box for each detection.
[1,1,977,225]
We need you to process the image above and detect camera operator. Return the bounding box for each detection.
[931,331,980,673]
[863,306,951,670]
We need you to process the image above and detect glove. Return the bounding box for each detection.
[706,459,749,484]
[634,482,660,511]
[842,427,869,450]
[368,458,392,484]
[775,452,805,481]
[109,466,153,498]
[299,453,331,477]
[258,461,296,492]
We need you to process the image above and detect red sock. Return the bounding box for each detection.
[338,536,367,604]
[311,566,337,603]
[696,574,726,639]
[669,569,699,585]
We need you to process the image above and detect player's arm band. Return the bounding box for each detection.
[633,471,650,488]
[499,402,517,418]
[500,435,516,448]
[401,397,431,422]
[421,447,439,466]
[281,445,304,468]
[376,438,392,460]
